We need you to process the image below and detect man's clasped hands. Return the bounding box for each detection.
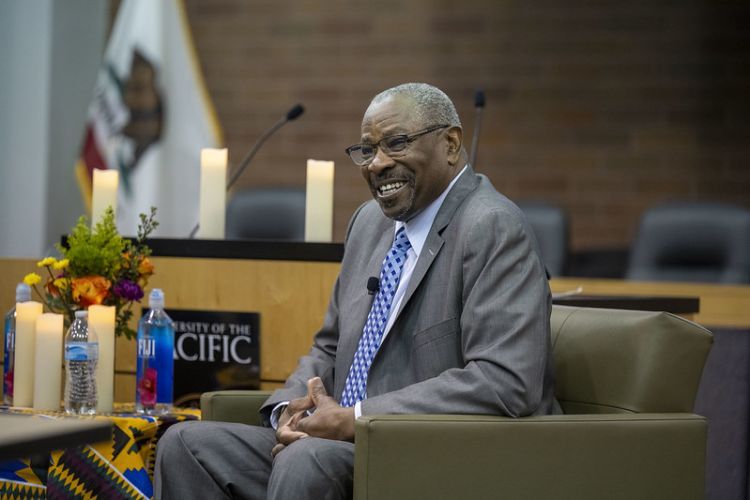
[272,377,356,456]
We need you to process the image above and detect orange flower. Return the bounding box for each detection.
[121,252,132,269]
[71,276,111,308]
[137,257,154,277]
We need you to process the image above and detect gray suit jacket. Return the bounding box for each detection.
[261,167,555,422]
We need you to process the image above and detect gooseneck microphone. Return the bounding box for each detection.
[226,104,305,191]
[469,89,485,168]
[189,104,306,238]
[366,277,380,295]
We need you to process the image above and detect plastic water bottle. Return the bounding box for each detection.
[3,283,31,405]
[64,310,99,415]
[136,289,175,414]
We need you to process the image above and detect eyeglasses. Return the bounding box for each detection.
[345,124,449,166]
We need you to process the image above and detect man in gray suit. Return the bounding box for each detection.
[155,83,554,500]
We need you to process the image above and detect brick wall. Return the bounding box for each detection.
[182,0,750,250]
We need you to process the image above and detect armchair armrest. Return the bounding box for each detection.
[200,390,273,426]
[354,413,706,500]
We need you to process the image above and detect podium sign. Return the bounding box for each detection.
[142,309,260,406]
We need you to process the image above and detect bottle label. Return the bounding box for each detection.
[4,316,13,401]
[3,318,12,363]
[138,338,156,359]
[4,327,12,352]
[66,342,97,361]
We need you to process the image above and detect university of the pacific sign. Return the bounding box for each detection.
[142,308,260,406]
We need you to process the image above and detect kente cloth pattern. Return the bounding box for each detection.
[0,405,200,499]
[0,456,46,499]
[340,227,411,407]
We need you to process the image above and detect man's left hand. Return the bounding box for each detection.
[296,377,355,442]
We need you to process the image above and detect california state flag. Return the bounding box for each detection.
[76,0,223,237]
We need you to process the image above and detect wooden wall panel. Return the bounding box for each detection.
[3,258,749,403]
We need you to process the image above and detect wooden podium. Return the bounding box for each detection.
[120,239,343,399]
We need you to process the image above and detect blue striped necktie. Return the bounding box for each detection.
[340,227,411,407]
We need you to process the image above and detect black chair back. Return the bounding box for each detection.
[517,201,569,277]
[226,187,305,241]
[627,202,750,283]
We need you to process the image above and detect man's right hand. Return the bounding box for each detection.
[273,393,315,457]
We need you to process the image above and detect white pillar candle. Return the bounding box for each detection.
[304,159,335,242]
[13,301,43,407]
[32,313,64,411]
[198,148,227,239]
[91,169,119,227]
[89,305,115,413]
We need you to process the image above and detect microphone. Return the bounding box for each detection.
[469,89,485,168]
[366,277,380,295]
[285,104,304,121]
[189,103,306,238]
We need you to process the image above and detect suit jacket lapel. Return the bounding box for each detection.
[397,168,480,314]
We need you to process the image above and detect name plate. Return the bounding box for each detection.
[160,309,260,406]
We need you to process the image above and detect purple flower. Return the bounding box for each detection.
[113,279,144,301]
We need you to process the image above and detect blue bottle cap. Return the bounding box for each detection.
[15,283,31,302]
[149,288,165,309]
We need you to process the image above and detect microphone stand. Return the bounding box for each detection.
[469,90,485,168]
[188,104,305,238]
[226,115,290,191]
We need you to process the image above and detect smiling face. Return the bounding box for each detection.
[360,94,462,221]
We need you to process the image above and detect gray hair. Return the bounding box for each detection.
[369,83,462,129]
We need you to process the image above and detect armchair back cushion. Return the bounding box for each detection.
[551,305,713,414]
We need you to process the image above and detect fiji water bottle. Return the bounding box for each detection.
[64,310,99,415]
[136,289,175,414]
[3,283,32,405]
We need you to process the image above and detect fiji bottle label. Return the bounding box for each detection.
[138,338,156,359]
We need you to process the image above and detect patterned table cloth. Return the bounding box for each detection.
[0,405,200,499]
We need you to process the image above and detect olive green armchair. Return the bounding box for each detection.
[201,305,713,500]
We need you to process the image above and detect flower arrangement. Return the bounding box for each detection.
[24,207,158,339]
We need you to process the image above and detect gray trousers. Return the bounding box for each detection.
[154,421,354,500]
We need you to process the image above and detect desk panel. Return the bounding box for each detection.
[141,256,340,382]
[550,277,750,328]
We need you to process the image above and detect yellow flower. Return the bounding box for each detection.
[52,259,70,270]
[53,277,69,291]
[23,273,42,286]
[36,257,57,267]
